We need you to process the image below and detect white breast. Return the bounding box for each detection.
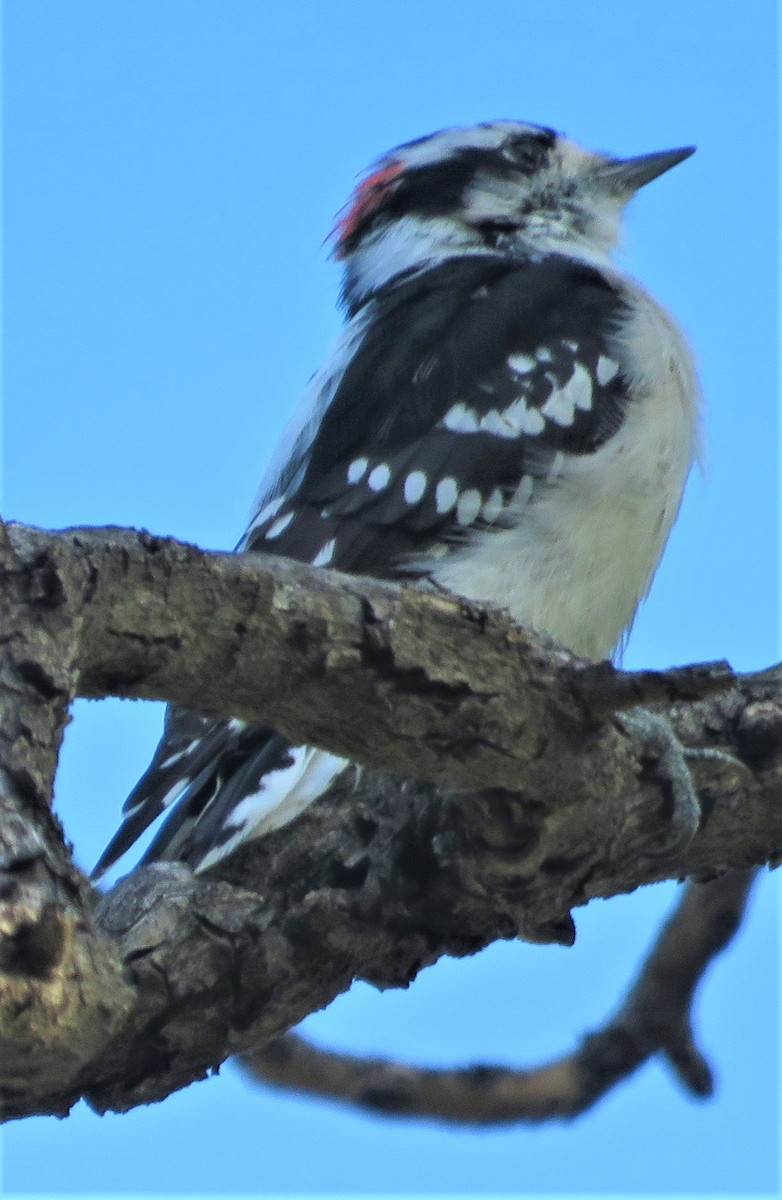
[431,283,701,661]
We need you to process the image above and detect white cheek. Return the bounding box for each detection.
[345,215,487,301]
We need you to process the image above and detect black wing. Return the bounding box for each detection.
[241,255,629,571]
[94,254,631,876]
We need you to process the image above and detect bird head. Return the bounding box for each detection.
[333,121,694,310]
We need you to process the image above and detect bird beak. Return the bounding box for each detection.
[597,146,696,195]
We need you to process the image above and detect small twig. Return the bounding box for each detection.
[240,870,757,1124]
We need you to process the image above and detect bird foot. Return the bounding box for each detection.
[617,707,701,857]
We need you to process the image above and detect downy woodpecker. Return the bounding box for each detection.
[94,120,700,877]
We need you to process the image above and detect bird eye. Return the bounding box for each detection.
[502,132,553,171]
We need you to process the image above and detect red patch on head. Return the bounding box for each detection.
[332,161,403,258]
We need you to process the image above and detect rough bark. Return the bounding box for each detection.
[0,520,780,1122]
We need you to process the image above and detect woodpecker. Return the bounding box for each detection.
[94,120,700,878]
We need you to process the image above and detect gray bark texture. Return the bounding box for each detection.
[1,519,780,1123]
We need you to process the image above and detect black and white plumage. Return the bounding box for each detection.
[94,120,700,878]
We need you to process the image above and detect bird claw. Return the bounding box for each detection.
[683,745,754,792]
[617,708,701,857]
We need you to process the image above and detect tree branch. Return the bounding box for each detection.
[2,521,746,793]
[241,869,758,1123]
[1,520,780,1121]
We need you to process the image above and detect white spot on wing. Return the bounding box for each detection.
[564,362,593,410]
[159,777,190,811]
[442,403,479,433]
[541,386,576,427]
[436,477,459,514]
[596,355,620,385]
[157,741,198,771]
[481,488,504,523]
[502,397,545,435]
[535,346,553,363]
[266,511,295,539]
[347,457,369,484]
[312,539,336,566]
[480,409,517,439]
[368,463,391,491]
[404,470,427,504]
[456,488,482,526]
[249,495,284,531]
[507,352,535,374]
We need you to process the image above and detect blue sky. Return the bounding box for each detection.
[2,0,779,1195]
